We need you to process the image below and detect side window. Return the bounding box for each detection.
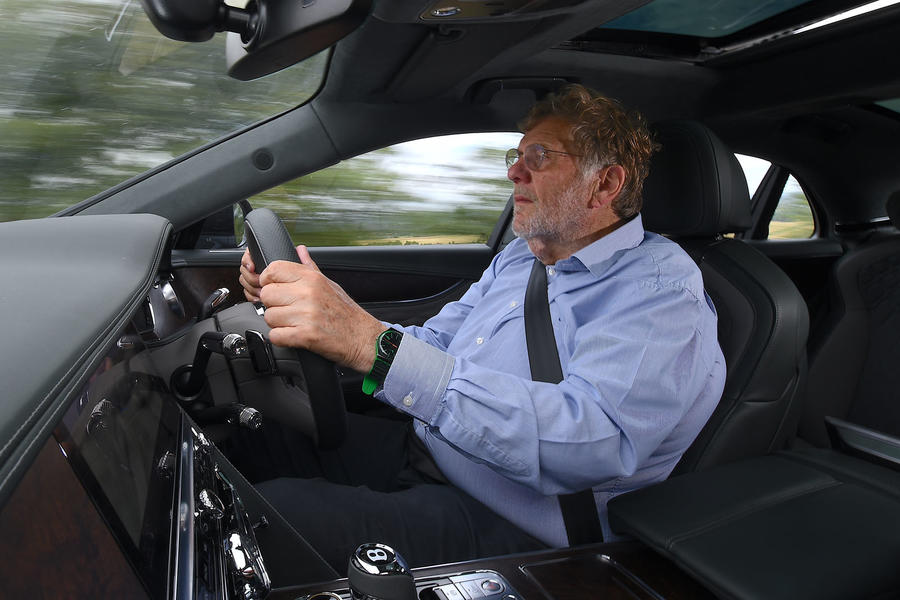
[736,154,771,196]
[251,132,521,247]
[736,154,815,240]
[769,175,815,239]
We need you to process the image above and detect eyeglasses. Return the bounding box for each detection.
[505,144,581,170]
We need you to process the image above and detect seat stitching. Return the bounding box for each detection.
[663,478,842,550]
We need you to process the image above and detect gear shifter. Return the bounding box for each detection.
[199,287,230,321]
[348,543,417,600]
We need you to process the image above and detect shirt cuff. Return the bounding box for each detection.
[379,334,453,423]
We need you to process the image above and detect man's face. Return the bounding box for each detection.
[507,117,593,242]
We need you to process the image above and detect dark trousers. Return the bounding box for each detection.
[222,413,547,572]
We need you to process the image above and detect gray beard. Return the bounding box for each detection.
[512,177,590,241]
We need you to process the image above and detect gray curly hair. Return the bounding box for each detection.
[519,84,659,220]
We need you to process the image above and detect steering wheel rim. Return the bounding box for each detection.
[243,207,347,449]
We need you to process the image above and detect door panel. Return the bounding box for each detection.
[171,243,492,324]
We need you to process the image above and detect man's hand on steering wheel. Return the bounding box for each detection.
[239,248,262,302]
[240,246,384,374]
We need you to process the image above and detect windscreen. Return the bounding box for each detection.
[0,0,328,222]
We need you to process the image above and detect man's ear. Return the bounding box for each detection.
[589,165,626,208]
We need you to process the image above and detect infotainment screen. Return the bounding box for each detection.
[55,328,182,599]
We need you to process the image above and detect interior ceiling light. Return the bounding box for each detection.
[795,0,900,34]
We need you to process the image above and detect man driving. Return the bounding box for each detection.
[237,84,726,570]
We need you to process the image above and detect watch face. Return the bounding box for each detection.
[378,329,402,357]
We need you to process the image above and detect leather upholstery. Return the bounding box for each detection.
[610,126,900,600]
[642,120,752,237]
[802,193,900,443]
[641,121,810,474]
[0,214,172,507]
[608,449,900,600]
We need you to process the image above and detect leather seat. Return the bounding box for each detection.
[608,447,900,600]
[641,120,810,474]
[609,126,899,600]
[801,192,900,445]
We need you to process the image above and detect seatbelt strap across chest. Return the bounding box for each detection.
[524,258,604,546]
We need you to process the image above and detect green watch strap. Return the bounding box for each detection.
[361,374,378,395]
[362,329,402,395]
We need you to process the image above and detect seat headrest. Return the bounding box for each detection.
[642,120,752,237]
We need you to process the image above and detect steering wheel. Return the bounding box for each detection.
[233,207,347,449]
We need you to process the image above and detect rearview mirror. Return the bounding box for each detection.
[140,0,371,80]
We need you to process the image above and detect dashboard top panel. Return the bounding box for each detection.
[0,214,172,502]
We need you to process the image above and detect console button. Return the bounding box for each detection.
[458,580,485,598]
[481,579,503,594]
[436,584,466,600]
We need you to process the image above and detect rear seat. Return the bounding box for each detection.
[801,192,900,445]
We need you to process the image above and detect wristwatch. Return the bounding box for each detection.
[362,328,403,395]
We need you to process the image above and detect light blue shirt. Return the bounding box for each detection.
[377,215,726,545]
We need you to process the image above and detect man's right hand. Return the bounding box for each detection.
[237,245,384,372]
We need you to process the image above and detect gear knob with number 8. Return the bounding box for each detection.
[348,543,417,600]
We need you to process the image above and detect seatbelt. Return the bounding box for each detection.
[524,258,605,546]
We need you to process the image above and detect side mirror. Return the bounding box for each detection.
[140,0,371,80]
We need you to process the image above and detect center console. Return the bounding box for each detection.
[272,541,714,600]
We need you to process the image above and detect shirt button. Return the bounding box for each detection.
[510,300,518,308]
[547,266,556,276]
[476,337,484,345]
[403,394,414,407]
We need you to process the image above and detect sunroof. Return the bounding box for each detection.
[876,99,900,113]
[601,0,813,38]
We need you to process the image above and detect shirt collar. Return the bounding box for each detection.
[557,214,646,276]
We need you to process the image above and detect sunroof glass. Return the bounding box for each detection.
[600,0,813,38]
[876,99,900,113]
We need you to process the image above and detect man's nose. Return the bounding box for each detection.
[507,158,531,183]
